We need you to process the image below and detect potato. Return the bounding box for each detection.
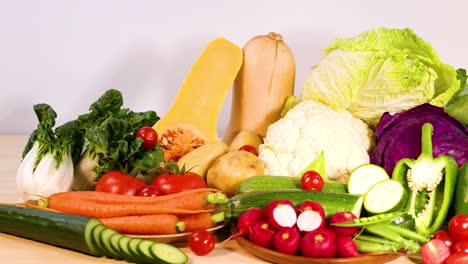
[207,150,264,197]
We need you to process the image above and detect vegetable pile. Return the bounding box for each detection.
[3,27,468,264]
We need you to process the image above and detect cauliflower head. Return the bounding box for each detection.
[258,100,374,183]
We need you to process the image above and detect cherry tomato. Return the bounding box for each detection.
[238,145,258,156]
[136,126,158,149]
[421,239,451,264]
[136,185,160,197]
[188,230,216,256]
[444,252,468,264]
[301,171,324,191]
[95,170,146,196]
[451,240,468,254]
[151,172,206,195]
[449,214,468,241]
[433,230,455,248]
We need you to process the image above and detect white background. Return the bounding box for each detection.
[1,0,467,135]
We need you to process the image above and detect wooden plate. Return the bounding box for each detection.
[231,225,404,264]
[126,224,226,244]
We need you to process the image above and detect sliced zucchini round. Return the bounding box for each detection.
[364,179,406,214]
[348,164,389,195]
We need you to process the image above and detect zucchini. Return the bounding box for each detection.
[0,205,187,264]
[222,190,363,219]
[236,175,347,194]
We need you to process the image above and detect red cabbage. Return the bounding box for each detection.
[371,104,468,175]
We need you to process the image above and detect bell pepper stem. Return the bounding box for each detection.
[420,123,434,159]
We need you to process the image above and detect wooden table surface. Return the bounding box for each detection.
[0,135,416,263]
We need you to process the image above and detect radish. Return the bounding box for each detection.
[296,210,324,232]
[265,199,297,230]
[249,220,276,248]
[328,211,359,236]
[221,207,265,245]
[297,200,326,220]
[300,228,337,258]
[272,227,301,255]
[335,236,358,258]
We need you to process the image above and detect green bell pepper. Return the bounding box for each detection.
[392,123,459,237]
[454,162,468,215]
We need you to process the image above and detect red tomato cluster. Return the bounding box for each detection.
[421,214,468,264]
[95,170,206,197]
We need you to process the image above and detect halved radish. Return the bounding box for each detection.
[249,220,276,248]
[272,227,301,255]
[265,199,297,230]
[296,210,324,232]
[297,200,326,220]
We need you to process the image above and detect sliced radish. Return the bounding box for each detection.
[249,220,276,248]
[265,200,297,230]
[272,227,301,255]
[297,200,326,220]
[296,210,324,232]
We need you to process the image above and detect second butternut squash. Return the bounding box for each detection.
[223,32,296,143]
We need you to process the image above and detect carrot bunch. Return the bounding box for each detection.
[45,188,226,235]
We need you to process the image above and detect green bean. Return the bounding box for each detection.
[365,224,421,252]
[380,223,428,243]
[354,234,400,247]
[332,211,405,227]
[354,239,399,253]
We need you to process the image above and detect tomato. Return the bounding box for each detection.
[136,126,158,149]
[95,170,146,196]
[421,239,451,264]
[451,241,468,254]
[449,214,468,241]
[151,172,206,195]
[433,230,455,248]
[444,252,468,264]
[188,230,216,256]
[301,171,324,191]
[238,145,258,156]
[136,185,161,197]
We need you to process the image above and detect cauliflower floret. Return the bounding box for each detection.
[259,100,374,183]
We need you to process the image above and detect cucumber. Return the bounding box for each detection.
[347,164,389,195]
[223,190,363,219]
[236,175,347,194]
[0,205,187,264]
[364,179,407,214]
[0,204,97,255]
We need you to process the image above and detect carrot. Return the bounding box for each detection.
[180,211,225,232]
[99,214,185,235]
[48,198,214,218]
[48,188,220,205]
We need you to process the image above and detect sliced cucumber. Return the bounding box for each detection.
[364,179,407,214]
[84,219,104,257]
[150,242,189,264]
[100,228,121,259]
[348,164,389,195]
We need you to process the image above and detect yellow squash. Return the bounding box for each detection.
[154,38,243,161]
[224,32,296,143]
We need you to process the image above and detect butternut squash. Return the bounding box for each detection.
[153,38,243,161]
[223,32,296,144]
